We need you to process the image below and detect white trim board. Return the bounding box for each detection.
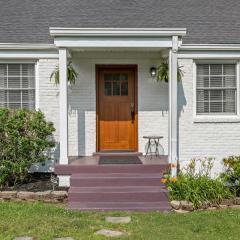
[49,28,187,37]
[0,50,58,59]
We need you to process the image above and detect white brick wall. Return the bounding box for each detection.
[36,53,240,174]
[178,59,240,175]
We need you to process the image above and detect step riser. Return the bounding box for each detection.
[69,202,171,211]
[68,192,168,202]
[70,178,162,187]
[55,165,167,175]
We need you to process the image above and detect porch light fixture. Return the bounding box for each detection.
[150,66,157,78]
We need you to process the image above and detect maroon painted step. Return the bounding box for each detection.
[69,191,168,202]
[93,151,143,157]
[70,173,163,187]
[69,201,171,211]
[55,164,167,175]
[69,186,168,193]
[66,163,170,211]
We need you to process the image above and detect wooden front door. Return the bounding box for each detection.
[97,66,137,151]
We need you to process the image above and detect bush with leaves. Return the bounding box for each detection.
[0,108,55,187]
[221,156,240,196]
[162,158,233,209]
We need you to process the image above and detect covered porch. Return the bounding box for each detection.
[50,28,186,182]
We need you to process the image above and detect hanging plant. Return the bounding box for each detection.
[156,58,183,82]
[50,61,78,85]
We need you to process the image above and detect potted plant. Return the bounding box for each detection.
[157,58,183,82]
[50,61,78,85]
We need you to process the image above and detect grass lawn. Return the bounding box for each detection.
[0,202,240,240]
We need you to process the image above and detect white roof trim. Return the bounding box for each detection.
[181,44,240,51]
[49,28,187,37]
[0,43,56,50]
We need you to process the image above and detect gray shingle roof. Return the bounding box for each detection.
[0,0,240,44]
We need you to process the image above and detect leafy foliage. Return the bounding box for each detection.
[156,57,183,82]
[164,158,233,209]
[0,109,55,187]
[221,156,240,196]
[50,61,78,85]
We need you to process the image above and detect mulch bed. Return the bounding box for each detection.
[1,173,68,192]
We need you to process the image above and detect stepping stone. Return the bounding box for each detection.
[105,216,131,223]
[95,229,124,237]
[54,238,74,240]
[14,237,33,240]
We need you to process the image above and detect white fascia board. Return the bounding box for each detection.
[0,49,59,59]
[49,28,187,37]
[178,50,240,59]
[180,44,240,51]
[0,43,56,50]
[53,36,175,48]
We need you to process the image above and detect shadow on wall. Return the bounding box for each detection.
[177,81,187,159]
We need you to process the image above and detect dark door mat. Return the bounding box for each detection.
[99,156,142,164]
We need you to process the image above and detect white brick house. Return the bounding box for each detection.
[1,0,240,187]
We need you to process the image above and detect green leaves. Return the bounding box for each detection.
[156,57,183,82]
[166,158,233,209]
[0,109,55,187]
[50,61,78,85]
[221,156,240,196]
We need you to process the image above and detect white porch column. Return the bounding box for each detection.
[168,36,178,177]
[59,48,68,164]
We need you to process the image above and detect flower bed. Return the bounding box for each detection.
[162,158,236,211]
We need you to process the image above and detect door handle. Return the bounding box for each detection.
[130,102,135,122]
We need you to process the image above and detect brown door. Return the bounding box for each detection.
[97,66,137,151]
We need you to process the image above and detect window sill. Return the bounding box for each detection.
[193,116,240,123]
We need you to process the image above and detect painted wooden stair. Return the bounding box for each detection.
[67,165,171,211]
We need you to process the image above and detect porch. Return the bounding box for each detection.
[50,28,186,177]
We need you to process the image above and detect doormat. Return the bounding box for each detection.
[99,156,142,164]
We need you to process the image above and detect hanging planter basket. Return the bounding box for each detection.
[156,58,184,82]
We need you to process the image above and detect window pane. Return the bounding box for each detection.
[104,81,112,96]
[22,77,35,88]
[8,90,21,103]
[22,64,35,76]
[8,64,20,76]
[0,64,35,110]
[196,75,209,88]
[210,64,222,75]
[197,64,209,75]
[113,80,120,96]
[223,75,236,88]
[196,64,236,114]
[121,80,128,96]
[223,64,235,75]
[209,76,222,88]
[8,77,20,88]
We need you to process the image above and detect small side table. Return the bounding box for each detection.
[143,136,163,158]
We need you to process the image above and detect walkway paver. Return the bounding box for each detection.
[14,237,33,240]
[95,229,124,237]
[54,238,74,240]
[105,216,131,223]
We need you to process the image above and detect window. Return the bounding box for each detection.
[104,73,128,96]
[196,64,237,115]
[0,64,35,110]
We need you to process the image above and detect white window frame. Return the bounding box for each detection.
[193,60,240,123]
[0,60,38,110]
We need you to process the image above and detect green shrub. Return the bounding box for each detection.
[164,158,233,209]
[221,156,240,196]
[0,108,55,187]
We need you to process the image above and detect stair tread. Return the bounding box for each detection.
[69,186,167,193]
[69,201,171,211]
[71,173,163,178]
